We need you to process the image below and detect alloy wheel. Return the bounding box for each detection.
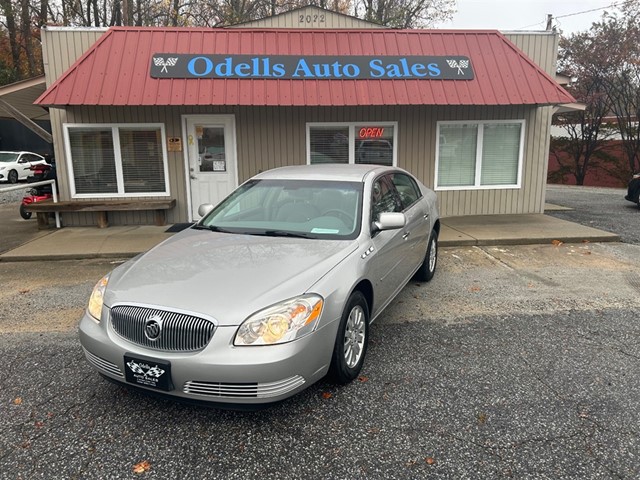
[343,305,366,368]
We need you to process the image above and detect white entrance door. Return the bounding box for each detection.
[185,115,237,220]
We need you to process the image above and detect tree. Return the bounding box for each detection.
[551,75,616,185]
[552,2,640,183]
[590,3,640,174]
[0,0,22,76]
[0,0,457,86]
[355,0,455,28]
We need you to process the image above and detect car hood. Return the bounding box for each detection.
[104,228,358,326]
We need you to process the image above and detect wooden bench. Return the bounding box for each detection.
[25,199,176,229]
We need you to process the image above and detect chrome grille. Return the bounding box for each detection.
[183,376,305,399]
[83,348,124,378]
[110,305,215,352]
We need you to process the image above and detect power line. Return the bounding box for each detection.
[555,0,631,19]
[516,0,633,31]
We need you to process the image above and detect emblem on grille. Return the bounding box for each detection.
[144,315,163,340]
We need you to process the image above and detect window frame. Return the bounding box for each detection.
[435,119,525,191]
[306,121,398,167]
[63,123,171,199]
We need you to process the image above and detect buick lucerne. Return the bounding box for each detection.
[79,164,440,406]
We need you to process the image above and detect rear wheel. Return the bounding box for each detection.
[329,291,369,384]
[8,169,18,184]
[19,204,32,220]
[415,229,438,282]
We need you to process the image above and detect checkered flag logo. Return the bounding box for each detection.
[447,59,470,75]
[127,360,165,378]
[154,57,178,73]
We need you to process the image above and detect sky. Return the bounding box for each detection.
[437,0,623,35]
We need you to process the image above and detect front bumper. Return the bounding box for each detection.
[78,309,338,405]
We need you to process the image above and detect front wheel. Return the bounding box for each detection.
[328,291,369,384]
[19,203,32,220]
[415,229,438,282]
[8,169,18,184]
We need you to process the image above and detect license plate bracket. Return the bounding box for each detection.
[124,354,173,391]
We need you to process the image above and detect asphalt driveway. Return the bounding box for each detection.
[1,307,639,479]
[546,185,640,245]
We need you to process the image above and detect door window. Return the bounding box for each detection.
[371,175,402,223]
[196,126,226,173]
[389,173,422,209]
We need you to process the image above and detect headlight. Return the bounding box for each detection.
[87,274,109,321]
[234,295,323,346]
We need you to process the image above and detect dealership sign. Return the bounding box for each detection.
[151,55,474,80]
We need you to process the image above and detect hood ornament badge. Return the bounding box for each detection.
[144,315,163,341]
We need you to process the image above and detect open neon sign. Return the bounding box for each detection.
[358,127,385,139]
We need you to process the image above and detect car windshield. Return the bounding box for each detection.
[0,152,19,163]
[199,179,363,240]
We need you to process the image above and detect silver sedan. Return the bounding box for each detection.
[79,164,440,406]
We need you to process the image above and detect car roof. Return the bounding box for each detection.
[0,151,43,155]
[253,164,397,182]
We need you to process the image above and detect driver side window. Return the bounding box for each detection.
[371,176,402,222]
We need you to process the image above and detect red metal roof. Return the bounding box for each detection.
[36,27,575,107]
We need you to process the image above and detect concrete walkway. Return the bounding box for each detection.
[0,213,620,262]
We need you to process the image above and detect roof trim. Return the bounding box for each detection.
[0,75,49,121]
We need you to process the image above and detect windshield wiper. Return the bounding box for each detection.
[259,230,312,239]
[192,225,233,233]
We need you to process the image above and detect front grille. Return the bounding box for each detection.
[110,305,215,352]
[183,376,305,399]
[83,348,124,378]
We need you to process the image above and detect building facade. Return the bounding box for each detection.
[36,7,574,226]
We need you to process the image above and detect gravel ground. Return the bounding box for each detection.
[1,244,639,478]
[1,307,639,479]
[0,185,26,204]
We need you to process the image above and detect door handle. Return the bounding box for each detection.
[402,232,410,240]
[190,175,197,180]
[423,213,429,220]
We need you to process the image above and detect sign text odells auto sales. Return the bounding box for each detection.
[150,55,474,80]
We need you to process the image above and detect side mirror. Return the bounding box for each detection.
[197,203,214,218]
[373,212,406,233]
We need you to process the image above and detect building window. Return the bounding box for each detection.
[64,124,170,198]
[307,123,396,166]
[436,120,524,190]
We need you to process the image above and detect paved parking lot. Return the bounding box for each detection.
[546,185,640,245]
[1,185,639,479]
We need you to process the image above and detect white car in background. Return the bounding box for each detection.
[0,151,46,184]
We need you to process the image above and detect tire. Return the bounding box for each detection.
[328,291,369,384]
[415,229,438,282]
[19,204,32,220]
[8,169,18,184]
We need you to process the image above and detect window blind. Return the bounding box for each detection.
[481,123,520,186]
[438,124,477,187]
